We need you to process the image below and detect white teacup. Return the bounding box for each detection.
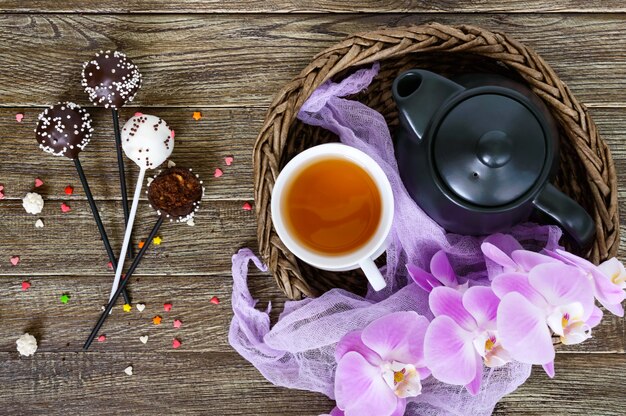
[271,143,394,291]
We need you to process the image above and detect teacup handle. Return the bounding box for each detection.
[359,258,387,291]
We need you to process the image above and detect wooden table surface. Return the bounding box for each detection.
[0,2,625,415]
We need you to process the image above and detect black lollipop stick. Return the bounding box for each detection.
[111,108,134,260]
[74,157,131,305]
[83,217,163,350]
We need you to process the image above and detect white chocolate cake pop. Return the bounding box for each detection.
[121,113,174,169]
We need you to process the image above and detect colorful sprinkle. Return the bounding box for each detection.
[152,315,162,325]
[107,261,113,270]
[138,241,145,249]
[60,294,70,304]
[214,168,223,178]
[139,335,148,344]
[61,202,71,213]
[136,303,146,312]
[64,185,74,195]
[192,111,202,121]
[124,365,133,376]
[134,112,143,117]
[152,236,162,245]
[0,186,4,199]
[210,296,220,305]
[97,335,106,342]
[35,219,44,228]
[173,319,182,329]
[172,338,182,349]
[34,178,44,188]
[123,304,132,313]
[21,281,31,291]
[10,256,20,266]
[15,113,24,123]
[163,303,172,312]
[224,156,234,166]
[242,202,252,211]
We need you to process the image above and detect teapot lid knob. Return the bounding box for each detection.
[433,93,547,207]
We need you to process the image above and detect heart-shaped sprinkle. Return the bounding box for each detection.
[10,256,20,266]
[15,113,24,123]
[171,129,175,139]
[34,178,44,188]
[21,281,31,291]
[97,335,106,342]
[163,303,172,312]
[107,261,113,270]
[173,319,182,329]
[35,219,44,228]
[172,338,182,349]
[242,202,252,211]
[214,168,223,178]
[186,218,195,226]
[139,335,148,344]
[136,303,146,312]
[61,202,71,213]
[0,191,4,200]
[134,112,143,117]
[167,160,176,168]
[124,366,133,376]
[210,296,220,305]
[224,156,234,166]
[64,185,74,196]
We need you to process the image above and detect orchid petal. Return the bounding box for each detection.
[390,399,407,416]
[466,357,483,396]
[335,352,398,416]
[511,250,557,271]
[335,330,381,365]
[406,264,441,293]
[542,361,555,378]
[528,263,594,321]
[361,312,429,365]
[430,250,457,287]
[327,407,344,416]
[462,286,499,330]
[587,306,603,328]
[481,242,518,270]
[429,287,477,331]
[598,258,626,289]
[491,272,545,306]
[483,233,524,255]
[497,292,555,365]
[424,315,481,386]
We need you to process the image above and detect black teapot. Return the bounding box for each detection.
[392,69,595,249]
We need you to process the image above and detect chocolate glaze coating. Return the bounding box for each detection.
[81,50,142,109]
[147,167,204,222]
[35,102,93,159]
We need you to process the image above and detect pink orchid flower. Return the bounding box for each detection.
[598,257,626,290]
[406,250,467,293]
[481,234,557,277]
[424,285,509,395]
[492,262,599,377]
[334,311,430,416]
[546,249,626,316]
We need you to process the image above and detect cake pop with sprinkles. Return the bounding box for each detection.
[81,50,142,109]
[147,167,204,223]
[35,102,93,159]
[122,113,174,169]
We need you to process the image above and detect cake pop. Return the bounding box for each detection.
[35,102,130,304]
[82,50,142,259]
[107,113,174,302]
[84,166,203,350]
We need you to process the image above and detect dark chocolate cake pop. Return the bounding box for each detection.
[147,167,204,223]
[35,102,93,159]
[81,50,142,109]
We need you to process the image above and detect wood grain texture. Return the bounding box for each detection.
[1,0,625,13]
[0,14,625,107]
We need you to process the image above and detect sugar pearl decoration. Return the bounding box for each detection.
[81,50,142,109]
[16,333,38,357]
[122,114,174,169]
[35,102,93,159]
[22,192,44,215]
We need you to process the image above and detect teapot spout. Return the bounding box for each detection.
[392,70,465,141]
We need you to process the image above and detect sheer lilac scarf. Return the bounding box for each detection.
[229,63,562,415]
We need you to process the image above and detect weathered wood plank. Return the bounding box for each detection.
[495,354,626,415]
[0,107,258,201]
[0,352,622,415]
[0,14,625,107]
[0,200,257,276]
[0,1,624,13]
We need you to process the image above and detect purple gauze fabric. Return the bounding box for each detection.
[229,63,563,416]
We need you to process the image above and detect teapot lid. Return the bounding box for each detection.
[433,93,546,207]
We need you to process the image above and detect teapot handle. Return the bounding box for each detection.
[392,70,464,141]
[532,183,596,251]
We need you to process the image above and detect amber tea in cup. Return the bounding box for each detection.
[282,157,382,256]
